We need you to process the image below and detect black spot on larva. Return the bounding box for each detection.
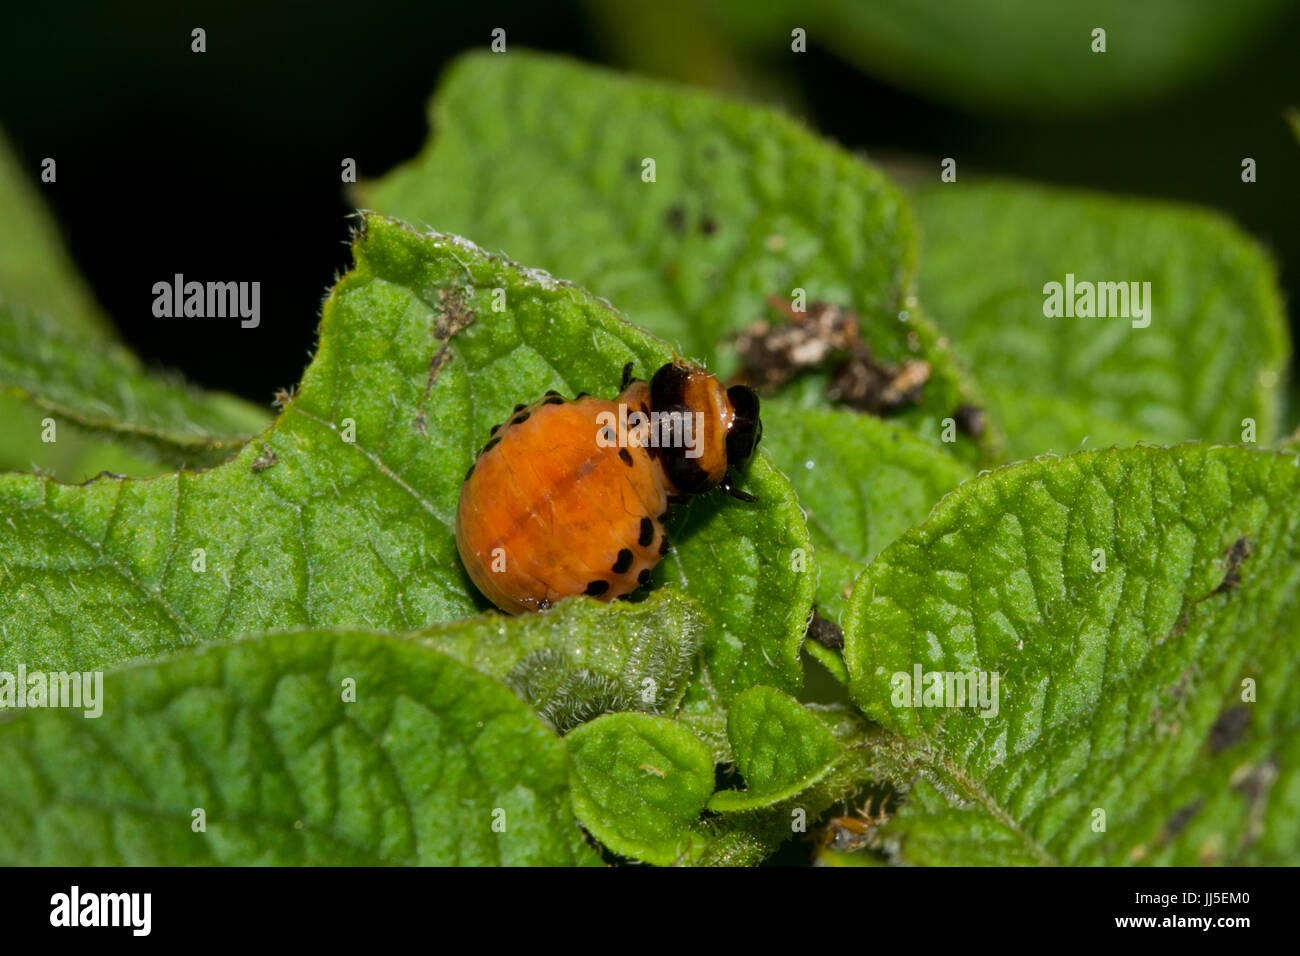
[490,423,502,436]
[659,536,671,556]
[637,568,652,587]
[662,451,708,496]
[482,436,501,454]
[575,391,590,400]
[514,411,531,424]
[619,449,633,466]
[545,390,561,397]
[612,549,634,574]
[513,403,526,413]
[464,463,475,481]
[638,518,654,546]
[544,396,565,405]
[537,598,552,611]
[585,579,609,596]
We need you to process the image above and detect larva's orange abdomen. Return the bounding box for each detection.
[455,395,671,614]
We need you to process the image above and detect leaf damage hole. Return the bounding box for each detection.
[1212,536,1253,596]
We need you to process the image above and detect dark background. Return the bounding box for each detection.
[3,0,1297,407]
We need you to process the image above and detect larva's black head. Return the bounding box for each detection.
[646,362,761,502]
[724,384,762,470]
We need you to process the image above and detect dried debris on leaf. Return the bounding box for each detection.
[732,296,931,415]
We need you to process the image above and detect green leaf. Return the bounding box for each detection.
[0,215,812,710]
[675,660,734,763]
[0,303,272,469]
[709,686,841,811]
[696,0,1289,116]
[566,712,715,865]
[0,630,596,865]
[844,444,1300,864]
[759,398,973,682]
[762,397,971,564]
[911,181,1290,459]
[692,703,905,866]
[405,589,706,731]
[804,547,858,684]
[0,395,162,483]
[656,462,812,700]
[365,51,990,461]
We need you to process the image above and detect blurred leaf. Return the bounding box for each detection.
[0,630,597,865]
[0,216,812,715]
[0,130,112,341]
[699,0,1288,116]
[365,51,991,461]
[912,181,1289,459]
[566,712,715,865]
[844,445,1300,864]
[0,303,271,469]
[405,589,706,731]
[709,686,840,811]
[0,396,161,480]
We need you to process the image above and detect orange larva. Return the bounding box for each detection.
[455,361,762,613]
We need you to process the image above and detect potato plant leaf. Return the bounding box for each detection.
[708,686,841,812]
[566,711,715,865]
[912,181,1290,459]
[404,589,706,731]
[0,630,598,865]
[844,444,1300,865]
[759,398,972,682]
